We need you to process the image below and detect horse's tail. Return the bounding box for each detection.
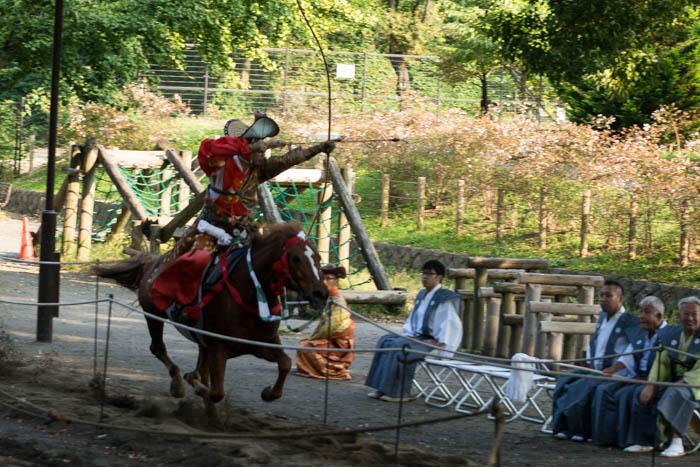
[92,253,158,291]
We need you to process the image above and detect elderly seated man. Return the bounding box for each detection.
[590,295,667,447]
[624,296,700,457]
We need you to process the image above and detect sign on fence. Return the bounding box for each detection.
[335,63,356,80]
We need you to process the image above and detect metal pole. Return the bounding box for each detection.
[37,0,63,343]
[361,53,367,112]
[283,49,290,113]
[14,97,24,176]
[202,64,209,117]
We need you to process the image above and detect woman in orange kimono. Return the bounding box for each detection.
[295,265,355,380]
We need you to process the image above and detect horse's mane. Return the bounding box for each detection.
[252,222,303,248]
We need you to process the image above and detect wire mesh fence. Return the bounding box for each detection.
[0,99,24,178]
[143,46,562,121]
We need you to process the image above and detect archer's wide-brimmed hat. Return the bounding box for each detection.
[224,112,280,143]
[321,264,347,279]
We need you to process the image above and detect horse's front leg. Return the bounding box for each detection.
[145,316,185,398]
[203,343,228,426]
[255,337,291,402]
[184,346,211,398]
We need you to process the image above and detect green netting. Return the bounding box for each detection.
[89,166,374,289]
[264,180,372,290]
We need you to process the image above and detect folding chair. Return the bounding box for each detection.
[417,358,554,425]
[683,405,700,454]
[419,358,488,409]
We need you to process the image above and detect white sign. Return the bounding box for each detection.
[335,63,355,80]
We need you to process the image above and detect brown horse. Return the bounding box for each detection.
[94,222,328,421]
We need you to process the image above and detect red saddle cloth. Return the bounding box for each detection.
[151,250,213,312]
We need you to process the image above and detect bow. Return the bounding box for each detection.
[295,0,333,238]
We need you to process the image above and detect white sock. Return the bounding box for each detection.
[669,437,683,450]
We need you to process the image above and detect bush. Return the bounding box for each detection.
[61,80,191,149]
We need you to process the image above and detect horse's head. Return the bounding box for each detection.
[267,225,329,309]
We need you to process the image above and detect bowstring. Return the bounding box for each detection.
[295,0,333,241]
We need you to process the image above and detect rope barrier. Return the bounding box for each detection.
[0,386,489,440]
[2,292,697,389]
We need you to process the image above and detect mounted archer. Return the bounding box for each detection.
[150,112,335,323]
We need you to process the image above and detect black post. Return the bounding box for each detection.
[37,0,63,342]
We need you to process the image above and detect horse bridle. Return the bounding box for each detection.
[270,233,314,296]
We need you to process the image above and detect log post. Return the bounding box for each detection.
[149,225,162,255]
[680,198,690,267]
[98,147,149,221]
[338,165,354,271]
[539,185,547,249]
[380,173,390,227]
[257,183,284,225]
[106,204,131,242]
[549,332,564,370]
[522,283,541,355]
[61,144,82,255]
[328,158,392,290]
[534,300,552,359]
[577,285,596,358]
[510,297,525,357]
[496,188,504,243]
[177,150,192,210]
[458,291,474,350]
[483,295,502,357]
[164,149,205,194]
[53,144,81,213]
[472,267,488,352]
[456,179,465,235]
[316,182,333,266]
[579,189,591,257]
[628,197,638,260]
[160,191,206,242]
[417,176,425,230]
[130,220,149,252]
[77,140,99,261]
[159,167,172,217]
[497,291,515,357]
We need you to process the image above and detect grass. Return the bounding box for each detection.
[8,115,698,291]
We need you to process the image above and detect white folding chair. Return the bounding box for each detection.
[421,358,488,409]
[683,406,700,454]
[451,362,554,425]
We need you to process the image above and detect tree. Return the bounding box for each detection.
[487,0,700,128]
[437,2,502,113]
[0,0,339,103]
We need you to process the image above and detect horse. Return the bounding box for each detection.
[93,222,328,421]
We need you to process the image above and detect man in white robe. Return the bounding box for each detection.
[365,260,462,402]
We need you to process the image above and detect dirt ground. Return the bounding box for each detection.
[0,213,697,466]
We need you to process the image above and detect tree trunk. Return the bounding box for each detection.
[390,57,412,110]
[579,189,591,257]
[680,198,690,267]
[539,186,547,249]
[628,197,638,260]
[496,188,504,243]
[480,73,489,114]
[240,58,252,89]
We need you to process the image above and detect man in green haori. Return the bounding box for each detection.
[638,296,700,457]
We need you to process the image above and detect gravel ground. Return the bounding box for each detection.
[0,212,697,466]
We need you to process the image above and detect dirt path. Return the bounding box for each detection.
[0,214,696,466]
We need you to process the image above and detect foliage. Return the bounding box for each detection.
[60,81,190,149]
[487,1,700,128]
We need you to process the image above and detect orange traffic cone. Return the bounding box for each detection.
[20,217,35,260]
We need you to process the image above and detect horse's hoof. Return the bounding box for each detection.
[261,386,281,402]
[170,379,185,398]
